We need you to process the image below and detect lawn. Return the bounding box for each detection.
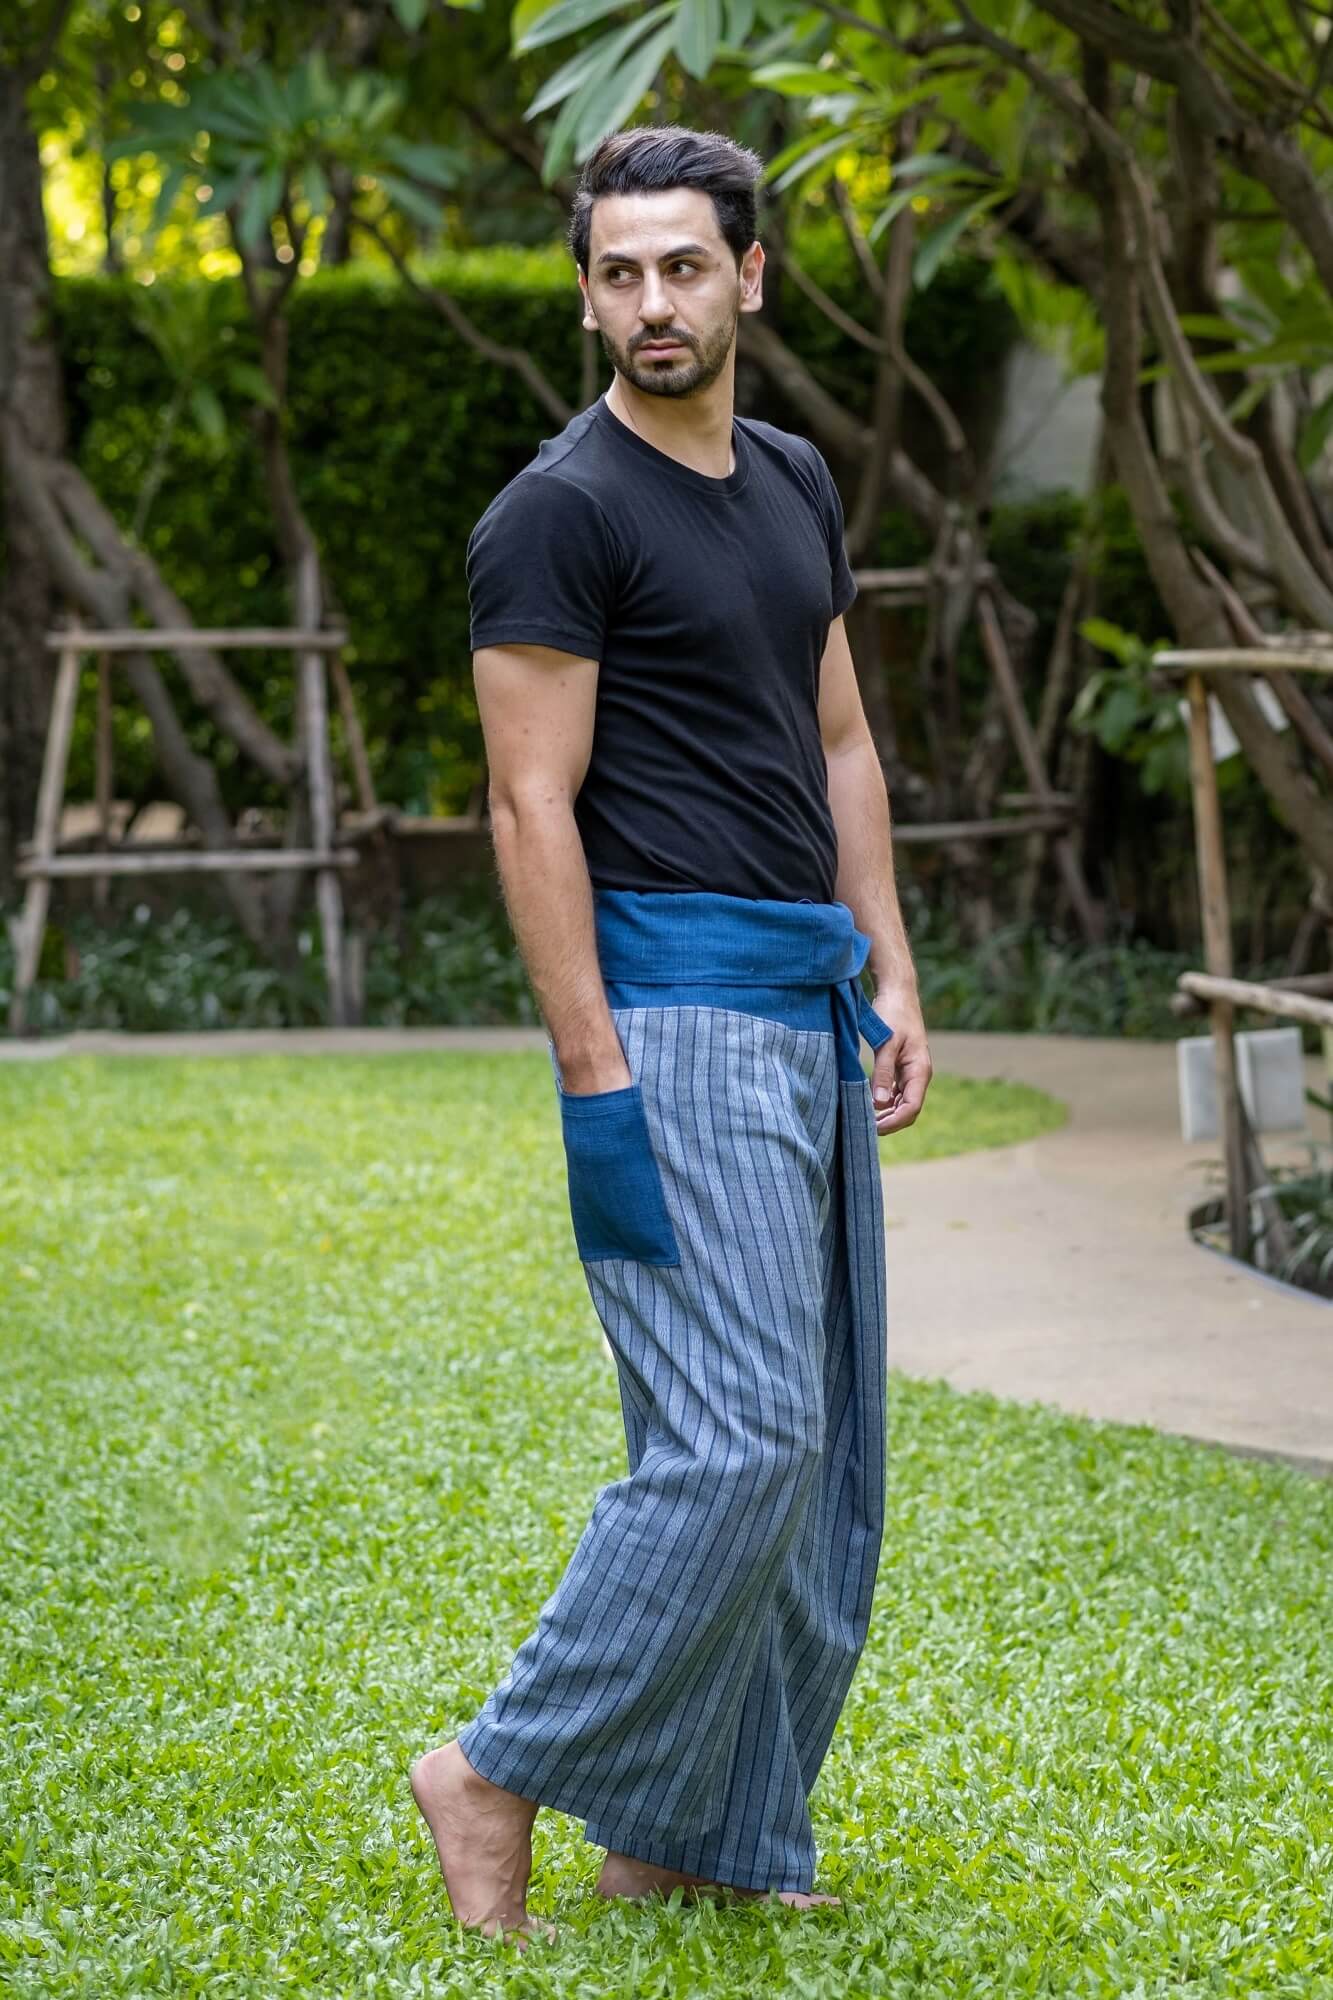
[1,1052,1329,1997]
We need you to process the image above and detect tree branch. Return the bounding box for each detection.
[948,0,1333,626]
[830,173,884,299]
[355,213,575,428]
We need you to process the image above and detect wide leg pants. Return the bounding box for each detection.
[457,996,888,1894]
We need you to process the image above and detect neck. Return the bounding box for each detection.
[606,362,736,478]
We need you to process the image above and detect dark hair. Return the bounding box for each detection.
[568,125,764,274]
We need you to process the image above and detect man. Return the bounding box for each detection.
[411,123,931,1945]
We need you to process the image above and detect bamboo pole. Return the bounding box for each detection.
[17,849,357,878]
[43,628,347,652]
[1177,969,1333,1029]
[296,558,348,1027]
[1156,647,1333,676]
[94,651,113,915]
[1184,669,1251,1260]
[328,649,377,814]
[975,586,1103,944]
[9,635,82,1034]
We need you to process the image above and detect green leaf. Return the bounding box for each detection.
[893,149,991,184]
[1223,376,1274,423]
[512,0,564,46]
[145,161,187,246]
[912,190,1008,289]
[1068,671,1107,728]
[1175,312,1251,342]
[195,171,246,219]
[1298,388,1333,471]
[222,361,278,409]
[236,163,283,250]
[768,130,858,195]
[1079,617,1142,666]
[208,75,273,138]
[189,383,227,448]
[517,0,635,53]
[675,0,722,79]
[751,61,857,94]
[391,0,430,25]
[526,5,674,118]
[250,65,289,131]
[378,138,465,189]
[573,21,676,157]
[376,171,444,229]
[725,0,756,38]
[762,121,841,184]
[300,157,329,218]
[1097,681,1143,749]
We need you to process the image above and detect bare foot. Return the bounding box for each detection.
[595,1850,724,1903]
[409,1740,556,1947]
[596,1850,839,1910]
[725,1885,842,1909]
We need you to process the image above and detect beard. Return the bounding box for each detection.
[597,305,737,399]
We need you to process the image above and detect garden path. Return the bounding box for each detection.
[887,1031,1332,1476]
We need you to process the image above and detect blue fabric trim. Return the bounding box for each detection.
[603,978,834,1033]
[557,1080,681,1265]
[592,888,894,1082]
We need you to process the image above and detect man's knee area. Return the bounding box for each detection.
[717,1412,825,1488]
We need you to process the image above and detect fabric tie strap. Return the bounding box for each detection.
[591,887,894,1082]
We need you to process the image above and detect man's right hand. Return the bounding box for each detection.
[558,1051,635,1096]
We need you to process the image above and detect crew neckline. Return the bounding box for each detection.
[593,391,750,497]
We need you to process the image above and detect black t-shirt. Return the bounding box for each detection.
[465,391,857,902]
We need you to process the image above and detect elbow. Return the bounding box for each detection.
[488,780,579,835]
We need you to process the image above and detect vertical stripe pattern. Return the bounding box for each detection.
[456,1000,887,1894]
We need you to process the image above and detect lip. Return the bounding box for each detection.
[639,341,686,354]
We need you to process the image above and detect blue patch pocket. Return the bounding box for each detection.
[557,1081,682,1266]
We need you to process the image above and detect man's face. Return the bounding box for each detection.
[579,188,763,399]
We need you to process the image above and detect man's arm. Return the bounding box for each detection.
[817,614,932,1133]
[473,640,631,1097]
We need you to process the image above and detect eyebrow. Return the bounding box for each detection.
[594,243,712,268]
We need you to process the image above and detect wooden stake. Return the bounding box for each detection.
[296,558,347,1027]
[17,849,357,878]
[975,586,1103,945]
[94,651,113,915]
[9,636,82,1034]
[329,649,377,815]
[1184,669,1251,1261]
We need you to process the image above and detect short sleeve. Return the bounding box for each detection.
[806,443,857,619]
[466,472,617,659]
[792,442,856,620]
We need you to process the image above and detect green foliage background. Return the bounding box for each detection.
[51,238,1030,816]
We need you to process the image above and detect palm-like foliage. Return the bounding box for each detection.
[104,53,464,257]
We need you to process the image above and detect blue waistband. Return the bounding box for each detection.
[591,888,893,1080]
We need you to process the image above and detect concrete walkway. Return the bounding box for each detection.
[885,1031,1332,1477]
[5,1024,1329,1472]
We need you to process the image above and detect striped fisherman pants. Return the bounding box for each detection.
[457,906,890,1894]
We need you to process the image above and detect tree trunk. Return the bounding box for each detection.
[0,63,65,904]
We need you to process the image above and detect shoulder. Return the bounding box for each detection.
[736,414,832,503]
[469,407,624,558]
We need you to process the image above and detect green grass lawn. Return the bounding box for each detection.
[1,1052,1329,1998]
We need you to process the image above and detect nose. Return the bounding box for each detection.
[638,269,672,324]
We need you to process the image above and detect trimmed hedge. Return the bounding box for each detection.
[49,235,1020,815]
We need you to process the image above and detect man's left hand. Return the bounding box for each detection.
[869,988,931,1136]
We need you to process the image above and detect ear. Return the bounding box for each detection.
[578,273,597,331]
[738,240,765,316]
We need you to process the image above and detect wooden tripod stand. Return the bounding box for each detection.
[8,618,361,1035]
